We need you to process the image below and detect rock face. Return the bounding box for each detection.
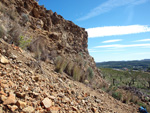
[0,0,106,87]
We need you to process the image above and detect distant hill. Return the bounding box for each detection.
[96,59,150,70]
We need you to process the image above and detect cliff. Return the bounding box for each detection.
[0,0,107,87]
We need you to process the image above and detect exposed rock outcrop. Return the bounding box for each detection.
[0,0,107,87]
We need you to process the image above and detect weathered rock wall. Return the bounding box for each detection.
[0,0,107,87]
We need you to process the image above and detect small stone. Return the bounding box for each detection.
[91,107,97,113]
[3,92,16,105]
[16,100,26,109]
[84,80,89,84]
[9,81,15,88]
[16,92,26,98]
[95,99,101,103]
[0,107,3,113]
[4,36,8,41]
[10,53,17,59]
[0,91,7,96]
[57,93,64,98]
[48,96,56,100]
[33,76,39,82]
[72,106,78,111]
[82,100,85,104]
[23,106,34,113]
[62,96,70,103]
[0,95,7,102]
[42,97,52,108]
[32,92,39,98]
[0,55,9,64]
[48,106,60,113]
[77,95,83,100]
[1,71,7,76]
[7,105,18,112]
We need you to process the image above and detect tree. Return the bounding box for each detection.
[147,66,150,72]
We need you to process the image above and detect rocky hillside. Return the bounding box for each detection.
[0,0,139,112]
[0,40,138,113]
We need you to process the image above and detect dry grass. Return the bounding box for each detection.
[55,56,68,73]
[8,24,22,45]
[0,2,5,13]
[6,8,19,22]
[72,64,83,81]
[0,24,6,38]
[130,94,139,104]
[65,61,74,76]
[121,91,132,103]
[29,36,47,61]
[0,2,18,21]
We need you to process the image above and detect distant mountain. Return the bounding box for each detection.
[96,59,150,70]
[142,59,150,61]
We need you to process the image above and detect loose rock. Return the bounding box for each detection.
[23,106,35,113]
[16,100,26,109]
[42,97,52,109]
[3,92,16,105]
[0,55,9,64]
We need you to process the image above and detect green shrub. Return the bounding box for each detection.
[19,36,32,49]
[137,101,146,108]
[112,91,122,100]
[21,13,29,25]
[87,67,94,79]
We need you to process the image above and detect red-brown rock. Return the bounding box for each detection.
[3,92,16,105]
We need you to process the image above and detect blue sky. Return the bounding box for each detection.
[39,0,150,62]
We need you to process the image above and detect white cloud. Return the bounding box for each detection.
[134,52,150,55]
[88,48,125,53]
[95,43,150,48]
[77,0,148,21]
[88,49,96,52]
[134,39,150,42]
[86,25,150,38]
[102,39,122,43]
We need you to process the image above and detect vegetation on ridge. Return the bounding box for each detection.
[100,67,150,112]
[96,60,150,71]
